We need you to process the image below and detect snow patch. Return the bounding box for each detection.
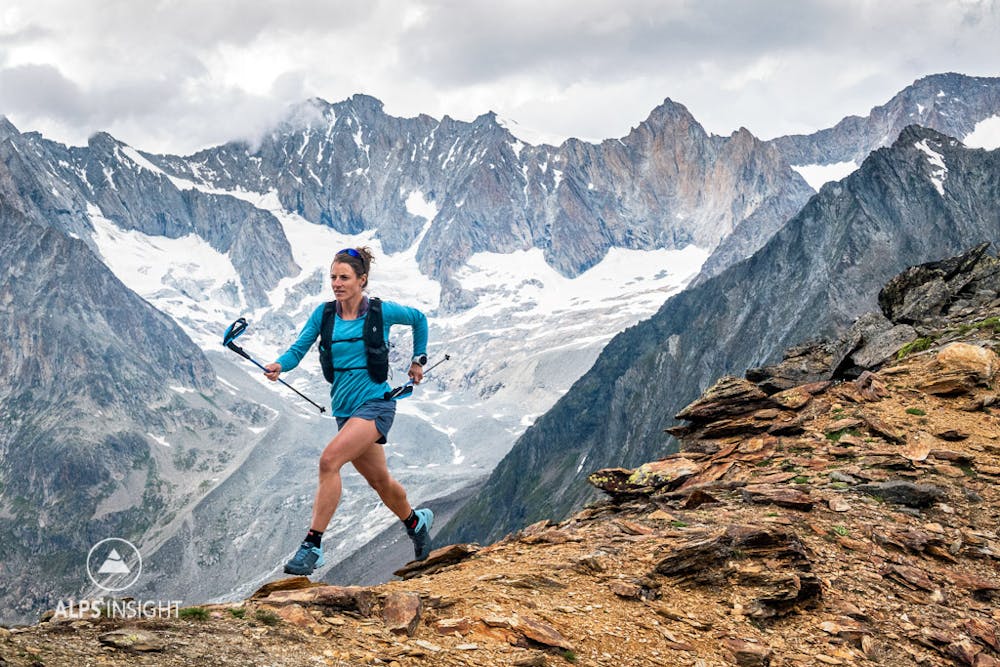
[405,190,438,222]
[147,433,171,448]
[914,139,948,196]
[495,115,560,146]
[452,245,708,321]
[87,204,246,349]
[964,115,1000,150]
[121,146,165,174]
[790,161,858,191]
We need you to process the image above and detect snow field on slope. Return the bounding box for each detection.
[791,161,858,191]
[87,203,246,350]
[964,114,1000,150]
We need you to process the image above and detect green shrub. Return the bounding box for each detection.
[179,607,209,621]
[897,337,934,359]
[228,608,246,619]
[254,609,281,626]
[905,407,926,416]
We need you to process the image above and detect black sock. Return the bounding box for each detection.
[403,510,418,530]
[305,529,323,548]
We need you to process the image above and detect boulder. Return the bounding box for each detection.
[746,342,835,394]
[918,343,998,395]
[830,311,893,377]
[851,324,918,369]
[856,481,946,507]
[722,637,773,666]
[675,376,774,421]
[382,592,422,636]
[97,630,164,652]
[878,243,992,323]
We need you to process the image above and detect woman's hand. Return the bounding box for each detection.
[263,362,282,381]
[408,362,424,385]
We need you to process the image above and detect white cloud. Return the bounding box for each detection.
[0,0,998,153]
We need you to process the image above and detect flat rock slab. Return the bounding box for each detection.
[394,543,479,579]
[514,613,573,650]
[722,637,772,666]
[742,485,814,511]
[628,458,701,488]
[258,584,373,613]
[771,385,815,410]
[250,576,319,599]
[98,630,164,652]
[675,376,774,421]
[856,480,945,507]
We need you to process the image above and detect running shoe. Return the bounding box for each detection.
[283,541,325,575]
[406,508,434,561]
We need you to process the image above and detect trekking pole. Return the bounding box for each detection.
[222,318,327,414]
[384,354,451,400]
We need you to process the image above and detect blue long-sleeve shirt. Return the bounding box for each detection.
[276,298,428,417]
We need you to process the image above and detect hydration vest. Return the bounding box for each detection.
[318,297,389,384]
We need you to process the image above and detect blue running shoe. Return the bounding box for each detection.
[406,508,434,561]
[283,541,325,575]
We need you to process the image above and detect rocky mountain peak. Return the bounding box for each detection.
[645,97,698,124]
[628,97,705,142]
[279,97,338,131]
[0,116,19,141]
[336,92,387,120]
[85,131,121,152]
[894,123,960,148]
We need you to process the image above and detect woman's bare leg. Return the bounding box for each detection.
[351,437,411,520]
[310,418,383,532]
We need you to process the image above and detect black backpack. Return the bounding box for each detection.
[318,297,389,383]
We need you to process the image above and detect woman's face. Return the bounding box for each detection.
[330,261,366,301]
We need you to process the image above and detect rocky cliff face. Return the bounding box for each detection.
[3,249,997,667]
[144,95,813,305]
[440,127,1000,547]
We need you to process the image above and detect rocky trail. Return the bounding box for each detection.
[1,247,998,666]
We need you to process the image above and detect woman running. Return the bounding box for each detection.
[264,246,433,576]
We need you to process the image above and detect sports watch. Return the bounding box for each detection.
[411,354,428,366]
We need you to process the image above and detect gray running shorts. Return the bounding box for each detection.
[336,398,396,444]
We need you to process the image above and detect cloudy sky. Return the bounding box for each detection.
[1,0,998,154]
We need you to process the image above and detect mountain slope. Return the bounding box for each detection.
[440,126,1000,546]
[0,165,271,624]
